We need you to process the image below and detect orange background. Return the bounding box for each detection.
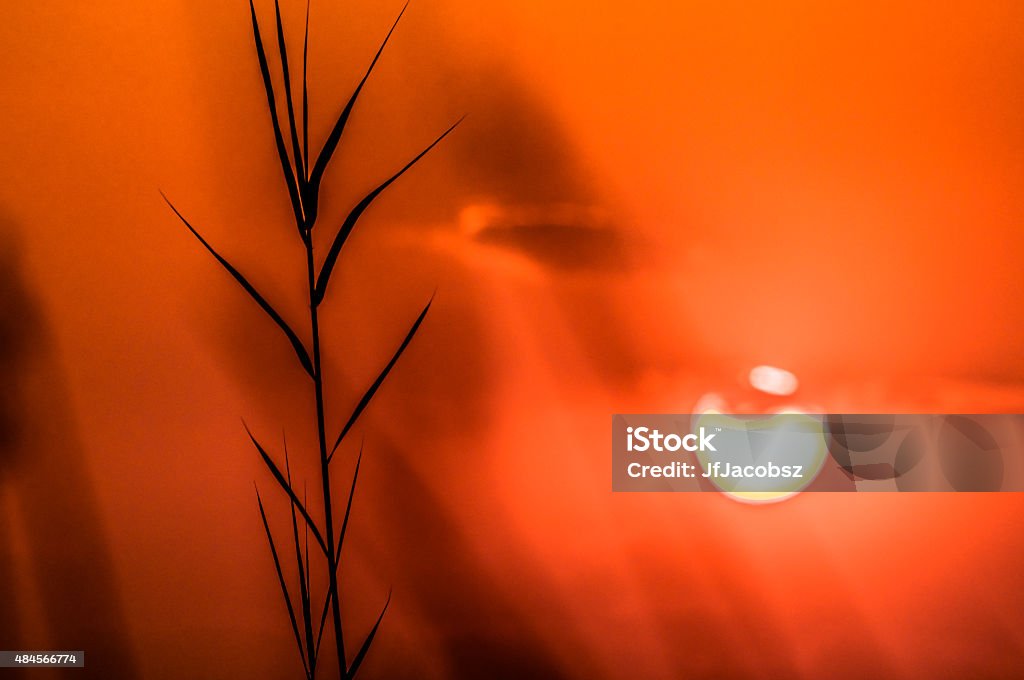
[2,0,1024,677]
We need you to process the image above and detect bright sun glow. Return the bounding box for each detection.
[749,365,799,396]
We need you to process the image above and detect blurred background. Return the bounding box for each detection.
[2,0,1024,677]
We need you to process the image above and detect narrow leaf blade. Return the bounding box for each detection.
[162,194,314,377]
[333,439,363,559]
[347,590,392,678]
[246,423,329,556]
[249,0,305,229]
[302,0,310,179]
[313,119,461,304]
[303,483,310,609]
[256,486,310,677]
[284,437,315,665]
[314,580,334,660]
[273,0,306,185]
[330,297,432,455]
[307,1,409,211]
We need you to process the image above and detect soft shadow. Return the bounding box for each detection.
[0,223,139,678]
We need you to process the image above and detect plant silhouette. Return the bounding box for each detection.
[163,1,458,677]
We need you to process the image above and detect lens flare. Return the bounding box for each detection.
[749,365,799,396]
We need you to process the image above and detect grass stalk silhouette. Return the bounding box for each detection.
[163,1,458,676]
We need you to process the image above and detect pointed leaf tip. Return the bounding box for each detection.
[330,297,432,455]
[347,590,392,678]
[246,422,329,557]
[313,120,460,304]
[161,195,315,378]
[306,1,412,223]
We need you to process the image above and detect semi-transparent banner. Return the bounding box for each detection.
[612,414,1024,493]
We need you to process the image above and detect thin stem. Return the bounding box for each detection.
[306,238,347,679]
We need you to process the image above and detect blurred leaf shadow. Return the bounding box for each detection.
[0,219,139,678]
